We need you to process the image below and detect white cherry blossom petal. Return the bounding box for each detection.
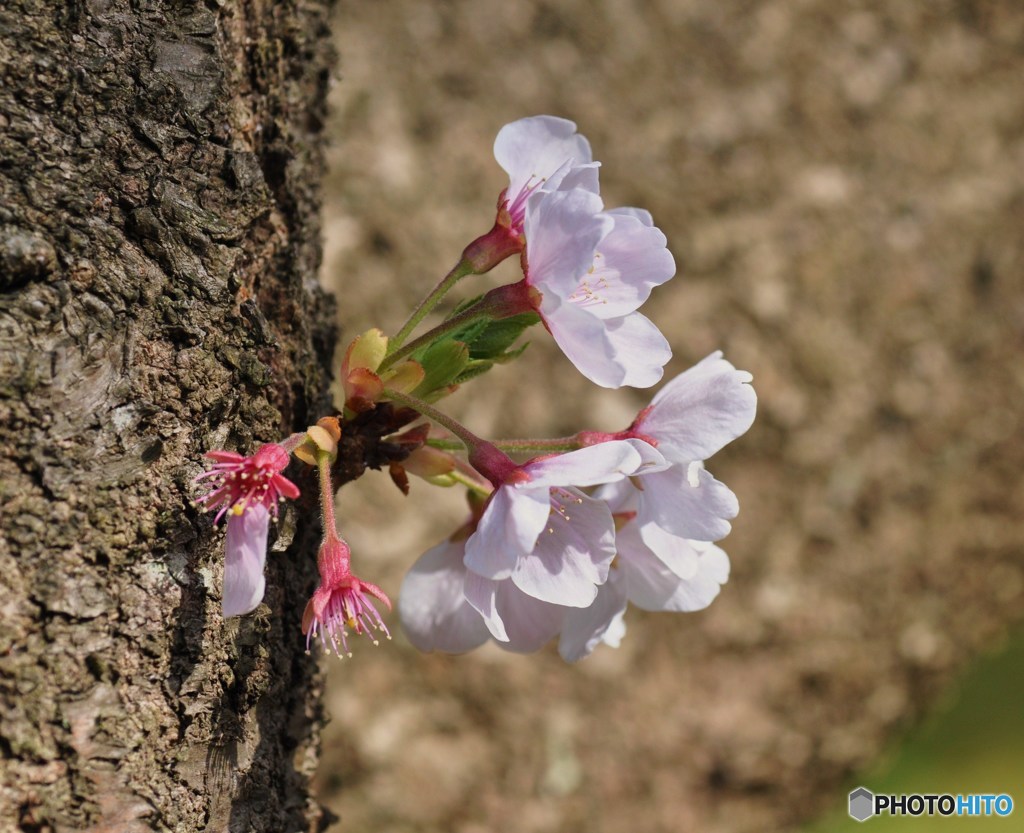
[463,571,508,642]
[582,211,675,318]
[642,351,757,463]
[524,440,663,489]
[399,538,490,653]
[636,464,739,543]
[601,312,671,388]
[510,490,615,606]
[494,116,593,204]
[464,486,550,579]
[524,187,610,297]
[493,582,566,653]
[559,575,629,662]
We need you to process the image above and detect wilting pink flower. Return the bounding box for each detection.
[463,439,666,611]
[195,443,299,523]
[303,538,392,658]
[196,443,300,617]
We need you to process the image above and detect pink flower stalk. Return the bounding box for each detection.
[486,187,675,388]
[462,439,666,614]
[195,443,300,618]
[463,116,597,274]
[581,351,756,558]
[302,537,392,658]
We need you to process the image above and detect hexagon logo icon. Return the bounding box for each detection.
[849,787,874,822]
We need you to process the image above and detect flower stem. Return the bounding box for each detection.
[449,469,493,498]
[427,436,583,454]
[380,295,493,372]
[316,450,339,539]
[382,389,485,450]
[382,388,517,486]
[493,437,582,453]
[389,258,474,354]
[279,432,308,454]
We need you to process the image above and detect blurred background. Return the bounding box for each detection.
[314,2,1024,831]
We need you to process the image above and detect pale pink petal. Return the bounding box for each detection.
[637,464,739,543]
[541,296,625,388]
[606,206,653,225]
[582,210,676,318]
[642,352,757,463]
[463,571,507,642]
[620,534,730,612]
[222,505,269,617]
[601,313,671,389]
[557,162,601,194]
[464,486,550,579]
[621,515,700,579]
[524,188,610,296]
[494,116,592,203]
[463,573,566,651]
[594,479,637,514]
[399,539,490,653]
[510,490,615,606]
[544,301,671,389]
[524,440,664,490]
[558,576,628,662]
[493,582,566,653]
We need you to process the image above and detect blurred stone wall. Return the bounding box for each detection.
[315,2,1024,831]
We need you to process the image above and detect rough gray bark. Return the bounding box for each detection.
[0,1,337,830]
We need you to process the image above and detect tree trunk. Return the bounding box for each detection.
[0,1,337,830]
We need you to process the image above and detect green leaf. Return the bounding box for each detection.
[412,339,470,399]
[463,313,540,359]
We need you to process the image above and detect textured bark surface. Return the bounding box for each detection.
[0,1,337,830]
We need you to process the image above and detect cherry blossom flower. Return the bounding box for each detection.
[302,537,392,658]
[580,352,756,555]
[463,439,666,610]
[399,508,727,662]
[529,193,675,388]
[195,444,299,523]
[195,443,300,617]
[487,187,675,388]
[463,116,599,274]
[494,115,597,233]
